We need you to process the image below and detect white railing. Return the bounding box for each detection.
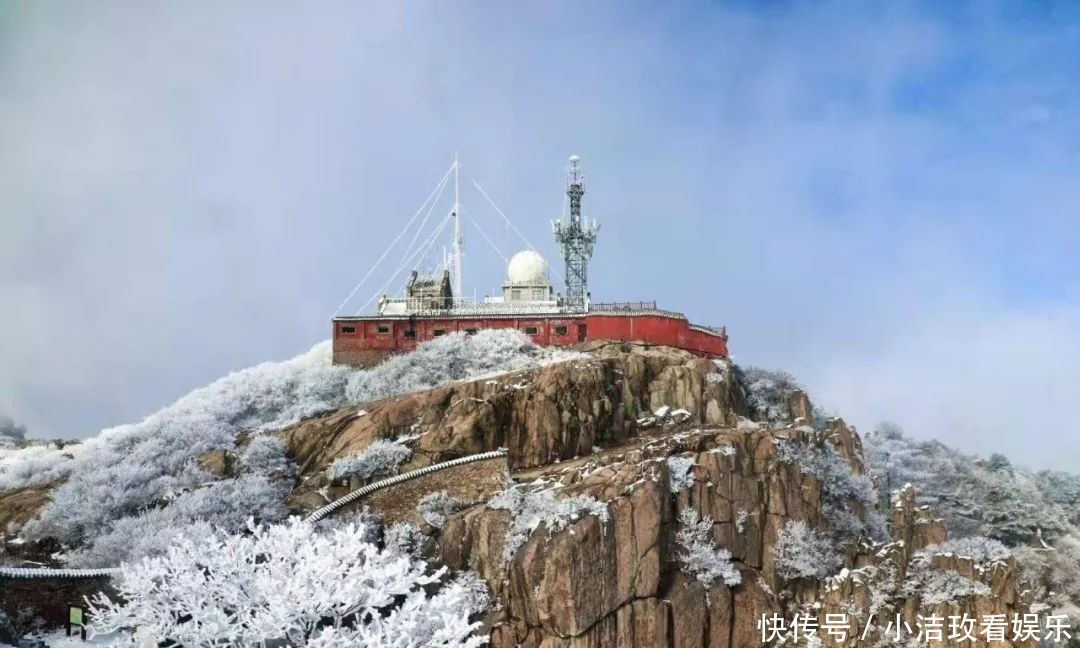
[375,296,573,317]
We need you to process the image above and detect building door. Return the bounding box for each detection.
[577,324,587,343]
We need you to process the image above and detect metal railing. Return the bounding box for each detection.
[590,300,658,311]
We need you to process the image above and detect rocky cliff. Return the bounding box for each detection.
[270,342,1038,647]
[0,341,1046,646]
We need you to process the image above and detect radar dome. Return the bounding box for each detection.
[507,250,550,285]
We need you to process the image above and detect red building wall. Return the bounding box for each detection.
[332,312,727,366]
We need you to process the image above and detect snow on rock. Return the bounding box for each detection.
[670,408,692,423]
[666,455,696,493]
[487,484,609,563]
[736,416,760,430]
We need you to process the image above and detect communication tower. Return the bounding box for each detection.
[551,155,600,311]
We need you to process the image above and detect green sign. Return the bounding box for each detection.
[69,606,83,626]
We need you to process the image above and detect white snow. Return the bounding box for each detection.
[488,485,609,562]
[675,508,741,588]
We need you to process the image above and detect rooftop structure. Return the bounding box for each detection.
[331,155,728,366]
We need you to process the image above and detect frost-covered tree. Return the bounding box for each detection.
[487,485,609,562]
[774,520,841,580]
[239,434,298,481]
[919,536,1012,567]
[736,366,832,428]
[87,517,489,648]
[775,439,883,542]
[737,366,803,425]
[328,439,412,481]
[864,424,1075,544]
[666,455,696,494]
[675,508,741,588]
[417,491,469,529]
[16,342,348,551]
[345,329,581,405]
[2,330,570,568]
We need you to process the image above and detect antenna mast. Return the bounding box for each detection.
[552,155,600,311]
[451,153,463,299]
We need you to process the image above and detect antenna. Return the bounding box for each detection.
[551,155,600,311]
[451,153,463,299]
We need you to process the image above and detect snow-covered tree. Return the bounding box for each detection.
[487,485,609,562]
[675,507,741,588]
[774,519,841,580]
[666,455,696,493]
[2,330,573,568]
[344,329,582,405]
[775,438,884,542]
[864,424,1074,543]
[87,517,489,647]
[417,491,469,529]
[738,366,803,425]
[328,439,412,482]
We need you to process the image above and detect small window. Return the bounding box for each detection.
[377,325,390,335]
[554,325,568,336]
[524,326,539,335]
[465,328,478,335]
[341,325,356,334]
[433,329,446,337]
[403,329,416,339]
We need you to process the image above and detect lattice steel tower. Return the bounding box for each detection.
[551,155,600,311]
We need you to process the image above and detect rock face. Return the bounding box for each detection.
[0,479,60,533]
[279,342,745,510]
[0,342,1040,645]
[277,343,1036,647]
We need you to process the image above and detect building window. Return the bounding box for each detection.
[403,329,416,339]
[341,326,356,334]
[377,325,390,335]
[433,329,446,337]
[524,326,539,335]
[532,288,545,300]
[511,288,522,300]
[465,328,478,335]
[554,325,568,335]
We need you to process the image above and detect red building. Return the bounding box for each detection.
[331,156,728,366]
[332,301,728,366]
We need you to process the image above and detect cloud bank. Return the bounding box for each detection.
[2,1,1079,469]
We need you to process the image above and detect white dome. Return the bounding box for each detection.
[507,250,550,285]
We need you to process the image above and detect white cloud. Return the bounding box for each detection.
[2,2,1080,470]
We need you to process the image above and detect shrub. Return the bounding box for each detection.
[87,517,489,647]
[774,520,842,580]
[8,330,563,567]
[344,329,581,405]
[775,439,882,542]
[417,491,469,529]
[667,455,696,494]
[675,508,741,588]
[488,485,608,562]
[327,439,412,481]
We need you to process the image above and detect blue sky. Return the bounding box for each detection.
[3,1,1080,469]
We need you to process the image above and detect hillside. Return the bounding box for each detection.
[1,332,1077,647]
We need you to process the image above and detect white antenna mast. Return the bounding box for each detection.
[451,153,463,299]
